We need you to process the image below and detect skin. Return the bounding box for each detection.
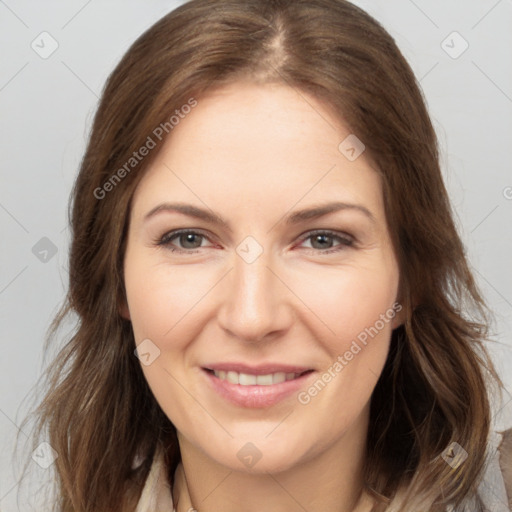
[121,81,404,512]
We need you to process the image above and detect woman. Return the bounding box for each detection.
[17,0,510,510]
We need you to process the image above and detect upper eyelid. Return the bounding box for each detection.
[298,229,353,240]
[161,228,216,243]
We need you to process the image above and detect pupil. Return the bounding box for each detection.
[313,234,331,249]
[182,234,201,248]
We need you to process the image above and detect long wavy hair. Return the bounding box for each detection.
[16,0,501,510]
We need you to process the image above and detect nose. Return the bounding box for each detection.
[216,247,294,343]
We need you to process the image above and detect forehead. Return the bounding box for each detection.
[131,81,384,219]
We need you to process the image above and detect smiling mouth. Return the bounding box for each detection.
[203,368,314,386]
[202,366,316,408]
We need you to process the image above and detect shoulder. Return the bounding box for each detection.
[478,428,512,512]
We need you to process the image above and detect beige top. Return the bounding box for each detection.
[134,430,512,512]
[134,448,176,512]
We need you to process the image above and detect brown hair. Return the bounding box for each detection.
[16,0,501,510]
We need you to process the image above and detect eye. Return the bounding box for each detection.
[156,229,213,253]
[298,230,354,254]
[155,228,354,255]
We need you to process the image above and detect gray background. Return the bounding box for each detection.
[1,1,511,510]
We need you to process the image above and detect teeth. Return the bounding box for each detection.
[226,371,239,384]
[256,374,273,385]
[239,373,257,385]
[272,372,286,384]
[213,370,303,385]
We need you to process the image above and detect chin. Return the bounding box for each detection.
[197,428,319,475]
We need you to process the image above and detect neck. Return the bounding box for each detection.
[172,407,374,512]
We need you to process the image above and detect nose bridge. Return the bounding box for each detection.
[218,245,290,342]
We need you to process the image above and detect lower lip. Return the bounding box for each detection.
[202,369,315,408]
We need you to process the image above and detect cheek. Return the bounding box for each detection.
[124,257,206,422]
[293,260,399,346]
[293,260,400,410]
[125,249,400,350]
[124,257,212,345]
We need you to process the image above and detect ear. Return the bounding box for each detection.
[118,297,131,321]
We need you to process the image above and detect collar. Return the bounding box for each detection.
[134,447,194,512]
[134,447,176,512]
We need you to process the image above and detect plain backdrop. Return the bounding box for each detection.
[1,1,511,510]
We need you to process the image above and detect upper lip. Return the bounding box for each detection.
[203,363,314,375]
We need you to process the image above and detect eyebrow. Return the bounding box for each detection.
[143,201,376,229]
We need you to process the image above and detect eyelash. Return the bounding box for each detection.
[154,229,355,255]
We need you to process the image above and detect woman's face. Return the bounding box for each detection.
[122,81,403,473]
